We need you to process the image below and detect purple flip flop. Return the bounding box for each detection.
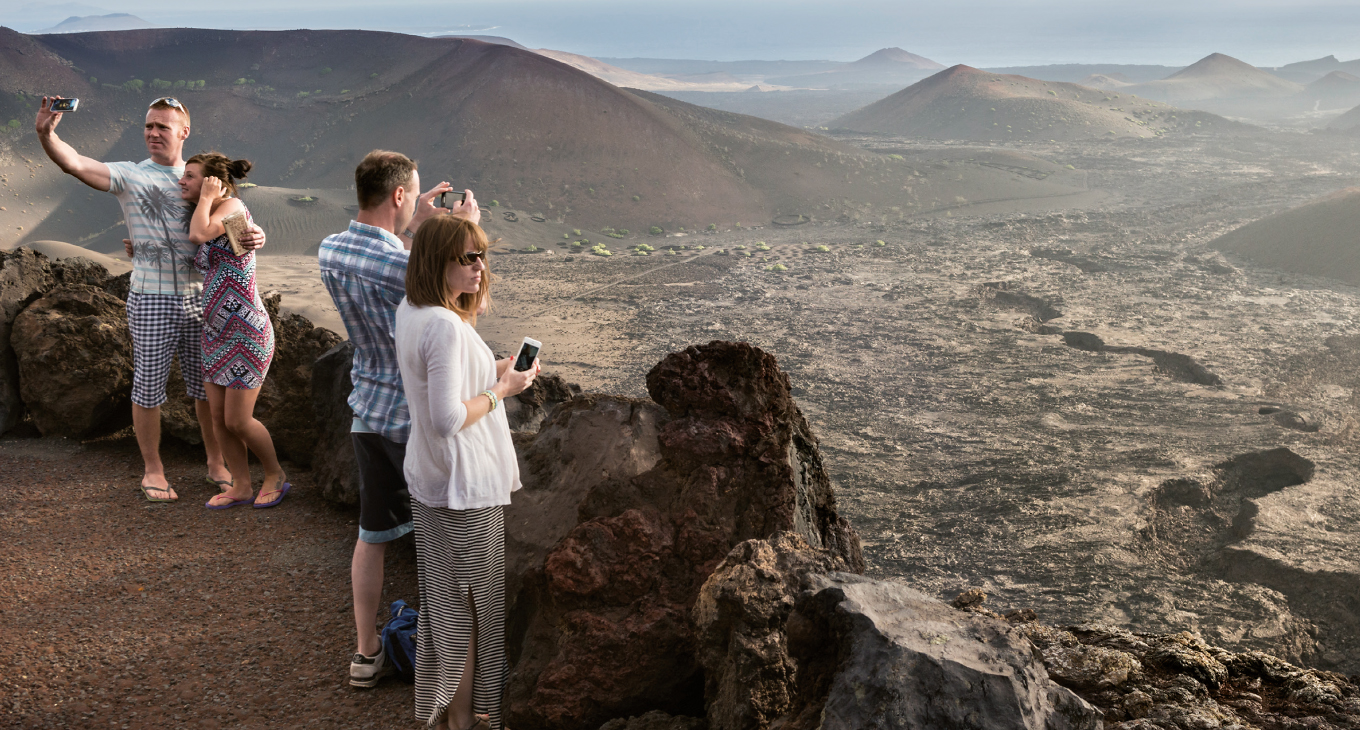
[253,482,291,509]
[206,494,253,510]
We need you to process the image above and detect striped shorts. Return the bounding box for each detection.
[126,292,208,407]
[412,502,507,730]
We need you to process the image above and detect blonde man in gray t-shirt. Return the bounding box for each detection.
[36,95,266,502]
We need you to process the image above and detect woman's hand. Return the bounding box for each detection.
[495,357,513,379]
[199,176,224,204]
[495,359,539,399]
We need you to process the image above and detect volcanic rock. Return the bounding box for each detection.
[256,293,342,465]
[0,248,55,433]
[310,341,359,505]
[505,373,582,434]
[11,284,133,437]
[1022,623,1360,728]
[504,341,864,730]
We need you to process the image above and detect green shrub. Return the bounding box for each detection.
[563,233,571,239]
[193,80,206,89]
[815,245,830,252]
[297,91,310,98]
[754,242,770,251]
[490,200,499,207]
[124,79,144,92]
[649,226,663,235]
[572,241,583,247]
[631,195,640,202]
[875,240,886,246]
[617,229,628,235]
[526,245,539,252]
[370,72,379,78]
[6,119,19,130]
[340,89,349,94]
[572,229,581,236]
[151,79,172,90]
[667,249,678,256]
[1065,164,1075,169]
[740,251,752,257]
[766,264,787,272]
[608,233,624,239]
[320,67,332,76]
[694,245,704,250]
[235,78,249,86]
[89,76,97,84]
[633,250,650,256]
[707,223,717,231]
[635,244,655,252]
[174,80,187,88]
[734,244,746,250]
[888,154,904,160]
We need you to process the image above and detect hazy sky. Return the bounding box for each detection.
[10,0,1360,67]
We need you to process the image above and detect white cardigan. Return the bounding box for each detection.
[394,299,521,510]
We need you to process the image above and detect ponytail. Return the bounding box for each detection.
[186,151,253,198]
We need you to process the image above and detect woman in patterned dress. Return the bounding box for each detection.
[181,152,289,509]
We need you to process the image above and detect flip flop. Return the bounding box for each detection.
[140,483,176,503]
[205,476,233,492]
[206,493,254,510]
[253,481,291,509]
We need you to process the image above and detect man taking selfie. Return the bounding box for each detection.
[35,95,267,502]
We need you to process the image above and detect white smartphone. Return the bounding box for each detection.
[513,337,541,372]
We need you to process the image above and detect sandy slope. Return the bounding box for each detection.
[1126,53,1303,102]
[1210,188,1360,285]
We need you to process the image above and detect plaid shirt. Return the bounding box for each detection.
[319,221,411,443]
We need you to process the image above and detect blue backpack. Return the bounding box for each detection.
[381,600,419,683]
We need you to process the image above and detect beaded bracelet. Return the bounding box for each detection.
[481,390,498,411]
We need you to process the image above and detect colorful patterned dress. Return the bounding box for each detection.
[193,205,274,389]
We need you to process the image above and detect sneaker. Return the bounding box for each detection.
[349,649,393,688]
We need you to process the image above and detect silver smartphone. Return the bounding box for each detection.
[514,337,541,372]
[50,98,79,112]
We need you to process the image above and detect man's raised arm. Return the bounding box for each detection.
[36,96,111,192]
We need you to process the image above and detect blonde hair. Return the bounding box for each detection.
[406,216,493,323]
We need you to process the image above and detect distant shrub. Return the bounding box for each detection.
[601,227,615,234]
[297,91,310,98]
[192,80,206,89]
[734,244,746,250]
[740,251,752,257]
[815,245,830,252]
[618,229,629,235]
[888,154,904,160]
[754,242,770,251]
[667,249,678,256]
[766,264,787,272]
[526,245,539,252]
[124,79,144,92]
[694,245,704,250]
[340,89,350,94]
[174,80,187,88]
[635,244,655,252]
[572,241,583,247]
[6,120,19,130]
[1065,164,1075,169]
[235,78,249,86]
[320,67,332,75]
[563,233,570,239]
[633,250,650,256]
[631,195,640,202]
[490,200,499,206]
[608,233,624,239]
[875,240,886,246]
[370,72,378,78]
[151,79,172,90]
[649,226,663,235]
[707,223,717,231]
[89,76,96,84]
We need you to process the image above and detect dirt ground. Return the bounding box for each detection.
[0,435,421,730]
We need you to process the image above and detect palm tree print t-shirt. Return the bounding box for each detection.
[107,159,202,296]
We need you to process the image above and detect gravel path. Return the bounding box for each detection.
[1,435,420,730]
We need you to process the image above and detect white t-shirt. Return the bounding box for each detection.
[106,159,201,296]
[395,299,521,510]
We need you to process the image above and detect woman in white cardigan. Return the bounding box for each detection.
[395,215,538,730]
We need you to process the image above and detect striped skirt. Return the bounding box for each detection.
[412,501,508,730]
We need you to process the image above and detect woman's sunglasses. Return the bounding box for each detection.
[455,251,486,266]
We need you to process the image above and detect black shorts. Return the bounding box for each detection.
[352,432,413,544]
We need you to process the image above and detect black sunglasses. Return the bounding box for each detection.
[455,251,486,266]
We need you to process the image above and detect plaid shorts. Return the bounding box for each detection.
[126,292,208,407]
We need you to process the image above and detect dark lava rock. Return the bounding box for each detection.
[11,284,132,437]
[257,293,342,466]
[793,571,1101,730]
[978,281,1063,322]
[311,340,359,506]
[1063,331,1107,352]
[598,712,706,730]
[0,248,54,433]
[1023,623,1360,729]
[505,373,582,434]
[504,341,864,730]
[50,256,112,288]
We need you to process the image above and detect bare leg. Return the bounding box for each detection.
[446,589,479,730]
[219,386,286,504]
[204,384,253,504]
[352,540,387,656]
[132,403,175,500]
[195,398,230,483]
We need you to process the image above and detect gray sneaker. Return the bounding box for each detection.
[349,649,393,688]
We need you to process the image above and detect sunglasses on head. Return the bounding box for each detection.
[150,97,185,110]
[455,251,486,266]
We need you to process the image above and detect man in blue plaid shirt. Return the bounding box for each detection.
[319,150,479,687]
